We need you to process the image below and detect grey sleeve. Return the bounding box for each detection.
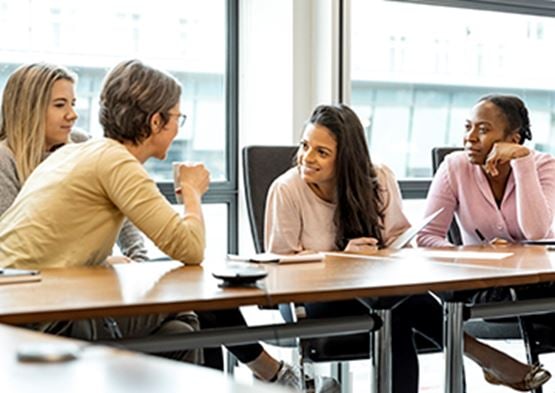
[0,151,22,216]
[69,128,91,143]
[116,219,149,261]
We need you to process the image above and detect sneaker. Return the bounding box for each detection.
[273,362,340,393]
[274,362,303,390]
[313,376,341,393]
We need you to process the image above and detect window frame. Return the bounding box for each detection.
[385,0,555,17]
[157,0,239,253]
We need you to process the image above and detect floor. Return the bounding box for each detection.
[417,340,555,392]
[237,306,555,392]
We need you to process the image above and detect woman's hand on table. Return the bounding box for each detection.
[345,237,379,254]
[106,255,134,265]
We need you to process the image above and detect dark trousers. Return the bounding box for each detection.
[305,293,444,393]
[35,312,202,363]
[197,308,264,367]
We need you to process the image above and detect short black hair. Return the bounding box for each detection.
[478,94,532,145]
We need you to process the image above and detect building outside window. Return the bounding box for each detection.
[350,0,555,179]
[0,0,234,258]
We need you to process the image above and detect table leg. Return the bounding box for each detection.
[444,301,464,393]
[371,308,391,393]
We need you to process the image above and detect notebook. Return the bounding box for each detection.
[227,252,324,264]
[388,207,445,250]
[0,268,41,285]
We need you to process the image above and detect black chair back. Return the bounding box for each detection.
[242,145,298,253]
[431,147,463,245]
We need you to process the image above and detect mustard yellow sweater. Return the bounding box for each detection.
[0,138,204,268]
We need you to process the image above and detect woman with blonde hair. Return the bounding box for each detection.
[0,62,147,261]
[0,60,336,392]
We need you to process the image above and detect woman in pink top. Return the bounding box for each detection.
[265,103,551,392]
[417,95,555,247]
[265,104,446,393]
[417,94,553,390]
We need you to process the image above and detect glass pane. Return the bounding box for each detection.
[116,204,228,261]
[351,0,555,178]
[0,0,227,181]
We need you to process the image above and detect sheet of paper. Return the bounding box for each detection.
[323,251,397,261]
[0,268,41,285]
[393,249,514,260]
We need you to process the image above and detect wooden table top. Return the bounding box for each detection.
[0,245,553,324]
[0,324,290,393]
[262,245,555,303]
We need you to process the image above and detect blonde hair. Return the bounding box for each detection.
[0,63,76,182]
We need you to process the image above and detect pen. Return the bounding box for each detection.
[475,228,486,243]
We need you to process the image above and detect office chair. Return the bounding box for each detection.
[243,145,298,255]
[242,145,441,386]
[432,147,555,393]
[430,147,463,245]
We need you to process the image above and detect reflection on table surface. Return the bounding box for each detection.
[391,245,555,270]
[0,323,292,393]
[0,246,553,324]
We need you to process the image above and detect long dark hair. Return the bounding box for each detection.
[478,94,532,144]
[303,104,384,249]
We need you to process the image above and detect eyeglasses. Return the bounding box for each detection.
[168,112,187,127]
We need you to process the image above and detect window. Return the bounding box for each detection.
[350,0,555,179]
[0,0,238,255]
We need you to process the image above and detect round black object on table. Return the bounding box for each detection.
[212,265,268,287]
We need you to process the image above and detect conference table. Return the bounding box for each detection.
[384,246,555,393]
[0,245,554,393]
[0,323,293,393]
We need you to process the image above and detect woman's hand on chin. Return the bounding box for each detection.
[484,142,529,177]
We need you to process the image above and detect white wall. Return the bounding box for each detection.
[238,0,343,253]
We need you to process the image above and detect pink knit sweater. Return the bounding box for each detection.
[417,151,555,247]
